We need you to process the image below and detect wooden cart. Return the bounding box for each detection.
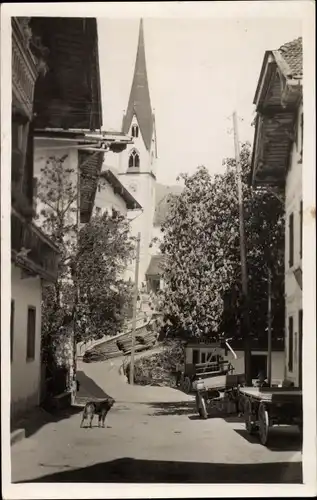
[239,386,302,446]
[194,373,245,419]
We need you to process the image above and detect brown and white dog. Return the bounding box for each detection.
[80,398,115,428]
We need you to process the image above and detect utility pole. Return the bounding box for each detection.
[232,111,252,385]
[71,165,81,404]
[129,232,141,385]
[267,266,272,386]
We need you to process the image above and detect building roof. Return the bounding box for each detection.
[145,254,165,277]
[121,19,154,151]
[30,17,102,130]
[99,169,142,210]
[277,37,303,79]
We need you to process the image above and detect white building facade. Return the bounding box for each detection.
[251,37,303,387]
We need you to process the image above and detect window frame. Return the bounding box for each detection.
[289,212,294,268]
[131,124,139,138]
[26,306,36,362]
[288,315,294,372]
[300,201,303,259]
[128,149,140,169]
[11,300,15,363]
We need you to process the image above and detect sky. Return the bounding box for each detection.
[97,17,302,186]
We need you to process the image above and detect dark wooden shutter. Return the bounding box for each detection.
[11,300,15,362]
[288,316,293,372]
[298,310,303,388]
[289,213,294,268]
[26,307,36,361]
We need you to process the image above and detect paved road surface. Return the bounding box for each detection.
[11,357,302,483]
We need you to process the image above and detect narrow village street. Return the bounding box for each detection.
[11,357,302,484]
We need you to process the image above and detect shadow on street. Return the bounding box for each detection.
[11,406,83,440]
[76,371,113,400]
[142,400,197,416]
[16,457,303,483]
[234,428,302,452]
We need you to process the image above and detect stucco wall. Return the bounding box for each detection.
[11,264,42,419]
[284,103,303,386]
[94,177,128,216]
[118,116,156,284]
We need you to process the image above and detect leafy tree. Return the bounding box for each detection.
[159,142,285,347]
[73,210,135,342]
[36,155,78,373]
[36,155,134,380]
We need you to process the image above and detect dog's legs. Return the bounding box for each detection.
[80,412,86,428]
[89,414,94,428]
[101,411,108,428]
[98,414,102,428]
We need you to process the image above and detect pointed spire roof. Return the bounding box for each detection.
[122,19,154,151]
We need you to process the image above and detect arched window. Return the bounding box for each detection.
[131,125,139,138]
[128,149,140,169]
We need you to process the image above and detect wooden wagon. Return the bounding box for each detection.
[194,372,245,419]
[239,386,302,446]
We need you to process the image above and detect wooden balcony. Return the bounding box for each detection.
[12,18,39,120]
[11,208,59,282]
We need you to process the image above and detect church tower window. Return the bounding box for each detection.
[128,149,140,169]
[132,125,139,138]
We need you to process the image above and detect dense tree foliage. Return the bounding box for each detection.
[159,142,285,345]
[36,155,134,374]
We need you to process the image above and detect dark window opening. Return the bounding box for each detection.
[132,125,139,138]
[192,349,199,365]
[288,316,294,372]
[250,354,267,380]
[201,352,206,364]
[11,300,15,362]
[289,212,294,268]
[298,310,303,387]
[300,201,303,259]
[26,307,36,361]
[128,150,140,169]
[300,113,303,160]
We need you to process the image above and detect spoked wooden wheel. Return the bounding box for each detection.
[244,397,256,434]
[196,393,208,419]
[258,402,270,446]
[182,376,192,394]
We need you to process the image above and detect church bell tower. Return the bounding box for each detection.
[119,19,158,285]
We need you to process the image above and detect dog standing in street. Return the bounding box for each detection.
[80,398,115,428]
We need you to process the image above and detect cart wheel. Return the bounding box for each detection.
[196,394,208,419]
[258,402,270,446]
[244,397,257,434]
[182,376,192,394]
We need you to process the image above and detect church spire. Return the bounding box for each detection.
[122,19,154,151]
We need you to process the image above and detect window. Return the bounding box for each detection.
[289,212,294,268]
[192,349,199,365]
[201,352,206,364]
[288,316,294,372]
[128,150,140,169]
[298,310,303,387]
[26,307,36,361]
[11,121,26,183]
[11,300,15,362]
[300,113,303,161]
[131,125,139,138]
[300,201,303,259]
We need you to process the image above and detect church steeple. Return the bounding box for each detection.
[122,19,154,151]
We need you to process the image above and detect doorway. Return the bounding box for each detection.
[250,354,267,379]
